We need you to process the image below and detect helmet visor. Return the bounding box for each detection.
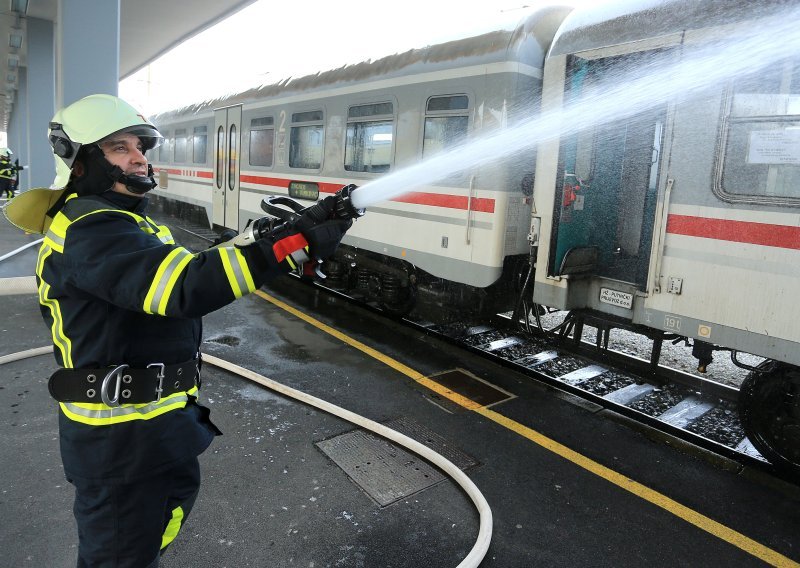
[99,125,164,152]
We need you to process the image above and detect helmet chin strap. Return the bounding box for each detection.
[108,164,158,195]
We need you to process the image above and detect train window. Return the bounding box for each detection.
[249,117,275,167]
[423,95,469,157]
[292,110,323,122]
[228,124,237,191]
[345,102,394,173]
[427,95,468,112]
[289,110,324,169]
[717,57,800,205]
[158,131,170,162]
[192,126,207,164]
[348,102,393,118]
[251,117,274,127]
[216,126,224,189]
[174,129,188,163]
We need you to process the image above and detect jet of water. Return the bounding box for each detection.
[349,4,800,211]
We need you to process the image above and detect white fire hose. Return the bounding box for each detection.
[0,237,492,567]
[0,344,493,566]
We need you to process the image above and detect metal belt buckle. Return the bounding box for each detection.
[148,363,166,403]
[101,364,129,407]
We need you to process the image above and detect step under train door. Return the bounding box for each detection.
[212,105,242,230]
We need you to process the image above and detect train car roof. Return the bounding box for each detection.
[548,0,794,57]
[152,4,573,121]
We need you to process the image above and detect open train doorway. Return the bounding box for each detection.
[213,105,242,230]
[550,52,668,288]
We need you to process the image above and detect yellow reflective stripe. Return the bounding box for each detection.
[137,219,156,234]
[218,247,256,298]
[145,216,175,244]
[161,505,185,550]
[44,214,70,253]
[59,387,198,425]
[36,245,73,367]
[143,248,194,315]
[43,232,64,253]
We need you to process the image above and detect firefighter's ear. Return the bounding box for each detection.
[72,160,85,177]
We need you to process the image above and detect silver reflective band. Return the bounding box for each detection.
[220,247,252,294]
[146,249,193,312]
[101,364,129,407]
[62,393,191,421]
[290,248,310,266]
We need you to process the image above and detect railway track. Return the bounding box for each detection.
[158,214,793,483]
[414,315,766,465]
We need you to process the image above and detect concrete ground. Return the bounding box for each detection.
[1,211,799,568]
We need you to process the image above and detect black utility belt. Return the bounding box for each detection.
[49,359,199,407]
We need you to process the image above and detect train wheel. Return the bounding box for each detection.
[379,284,417,317]
[739,361,800,479]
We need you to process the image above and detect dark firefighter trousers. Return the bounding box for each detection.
[0,177,12,198]
[70,456,201,568]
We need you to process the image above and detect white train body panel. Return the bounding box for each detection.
[151,6,570,289]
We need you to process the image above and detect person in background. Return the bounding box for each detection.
[37,94,353,567]
[0,148,22,198]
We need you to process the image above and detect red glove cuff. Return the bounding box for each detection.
[272,232,309,264]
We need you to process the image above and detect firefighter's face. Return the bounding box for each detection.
[98,133,148,196]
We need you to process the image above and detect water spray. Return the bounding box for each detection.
[255,4,800,232]
[330,5,800,213]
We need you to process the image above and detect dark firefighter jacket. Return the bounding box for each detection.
[0,158,15,180]
[36,190,296,483]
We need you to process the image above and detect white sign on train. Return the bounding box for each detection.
[747,129,800,164]
[599,288,633,309]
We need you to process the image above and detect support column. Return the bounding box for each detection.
[6,67,27,189]
[57,0,120,108]
[22,17,55,190]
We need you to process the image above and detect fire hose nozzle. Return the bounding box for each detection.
[333,184,366,220]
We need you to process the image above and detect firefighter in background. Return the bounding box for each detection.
[0,148,20,198]
[36,94,353,567]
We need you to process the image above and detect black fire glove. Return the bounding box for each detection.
[294,196,353,261]
[212,228,239,247]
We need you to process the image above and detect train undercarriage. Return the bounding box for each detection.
[322,244,800,479]
[321,247,527,320]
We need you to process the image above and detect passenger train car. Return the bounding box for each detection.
[149,0,800,474]
[150,4,572,315]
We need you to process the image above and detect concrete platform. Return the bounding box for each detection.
[1,210,799,567]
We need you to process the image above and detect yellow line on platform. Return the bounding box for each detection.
[254,289,799,568]
[254,290,483,411]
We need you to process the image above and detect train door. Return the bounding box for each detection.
[212,105,242,230]
[550,52,666,288]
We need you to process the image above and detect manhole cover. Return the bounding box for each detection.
[316,417,477,506]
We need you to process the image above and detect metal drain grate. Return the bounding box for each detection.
[316,417,477,506]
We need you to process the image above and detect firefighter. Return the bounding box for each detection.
[37,94,352,567]
[0,147,17,198]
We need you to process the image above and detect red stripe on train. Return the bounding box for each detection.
[391,192,495,213]
[239,174,292,187]
[156,168,213,179]
[239,175,496,213]
[666,214,800,250]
